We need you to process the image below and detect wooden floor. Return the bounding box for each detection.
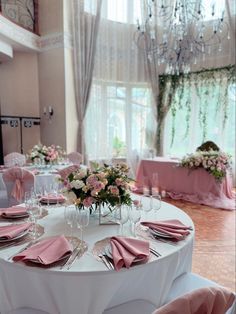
[164,197,236,292]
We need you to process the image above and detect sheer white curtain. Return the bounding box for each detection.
[72,0,102,162]
[85,0,156,177]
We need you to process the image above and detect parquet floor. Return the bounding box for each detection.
[164,197,236,292]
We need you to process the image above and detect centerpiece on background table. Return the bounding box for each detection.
[61,163,133,225]
[180,150,232,182]
[28,143,66,167]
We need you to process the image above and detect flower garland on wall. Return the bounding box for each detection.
[157,65,236,153]
[180,151,232,182]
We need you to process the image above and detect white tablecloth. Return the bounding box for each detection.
[0,196,194,314]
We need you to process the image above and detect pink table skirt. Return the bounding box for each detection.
[135,158,235,211]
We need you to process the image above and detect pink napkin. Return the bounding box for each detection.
[13,235,72,265]
[141,219,191,241]
[40,194,65,204]
[152,286,235,314]
[0,222,32,240]
[0,206,28,217]
[110,236,150,271]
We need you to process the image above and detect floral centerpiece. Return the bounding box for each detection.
[180,150,232,181]
[61,163,133,212]
[28,143,66,165]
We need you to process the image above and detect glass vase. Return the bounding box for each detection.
[98,203,121,225]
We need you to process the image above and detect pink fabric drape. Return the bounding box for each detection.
[3,167,35,202]
[153,287,235,314]
[135,158,235,210]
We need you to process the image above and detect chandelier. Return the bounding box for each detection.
[134,0,230,75]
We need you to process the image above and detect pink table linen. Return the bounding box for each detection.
[40,194,65,204]
[135,158,235,210]
[0,206,27,217]
[13,235,72,265]
[110,236,150,271]
[0,222,32,239]
[141,219,191,240]
[152,286,235,314]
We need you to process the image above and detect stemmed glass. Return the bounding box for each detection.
[128,204,141,237]
[119,205,129,235]
[25,192,38,239]
[151,188,162,216]
[64,205,77,244]
[76,208,90,250]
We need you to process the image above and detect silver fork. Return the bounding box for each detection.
[98,254,113,270]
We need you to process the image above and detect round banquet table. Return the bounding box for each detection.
[0,196,194,314]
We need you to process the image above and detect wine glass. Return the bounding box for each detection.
[25,192,37,239]
[64,205,77,243]
[76,208,90,250]
[128,204,141,237]
[119,205,129,235]
[152,192,162,217]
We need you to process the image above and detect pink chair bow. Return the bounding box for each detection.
[67,152,83,165]
[3,167,35,204]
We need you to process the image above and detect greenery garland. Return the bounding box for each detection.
[157,65,236,151]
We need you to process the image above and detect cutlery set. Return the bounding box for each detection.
[60,246,81,270]
[98,246,161,270]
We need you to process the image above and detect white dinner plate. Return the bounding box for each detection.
[104,245,145,263]
[0,228,30,243]
[149,228,175,239]
[27,251,72,265]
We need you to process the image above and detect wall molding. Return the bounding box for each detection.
[0,15,73,53]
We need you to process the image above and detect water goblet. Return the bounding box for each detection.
[119,205,129,235]
[128,205,141,237]
[76,208,90,250]
[64,205,77,243]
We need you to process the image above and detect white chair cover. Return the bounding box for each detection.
[7,308,50,314]
[67,152,83,165]
[4,152,26,167]
[103,272,236,314]
[2,167,35,206]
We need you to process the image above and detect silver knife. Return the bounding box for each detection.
[98,254,111,270]
[60,247,79,270]
[66,248,81,270]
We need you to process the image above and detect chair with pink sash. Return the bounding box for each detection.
[103,272,235,314]
[4,152,26,167]
[2,167,35,206]
[67,152,83,165]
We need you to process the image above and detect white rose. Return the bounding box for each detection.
[71,180,85,189]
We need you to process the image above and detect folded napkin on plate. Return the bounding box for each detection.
[40,194,65,203]
[110,236,150,271]
[141,219,191,241]
[0,222,32,240]
[13,235,72,265]
[1,206,28,217]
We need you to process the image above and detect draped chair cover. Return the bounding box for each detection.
[152,286,235,314]
[67,152,83,165]
[2,167,35,206]
[4,152,26,167]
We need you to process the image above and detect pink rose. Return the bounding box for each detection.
[83,197,94,207]
[108,185,119,195]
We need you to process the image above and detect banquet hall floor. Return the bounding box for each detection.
[164,197,236,292]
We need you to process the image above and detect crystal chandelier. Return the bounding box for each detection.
[134,0,230,75]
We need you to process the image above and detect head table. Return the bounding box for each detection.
[0,196,194,314]
[135,157,235,210]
